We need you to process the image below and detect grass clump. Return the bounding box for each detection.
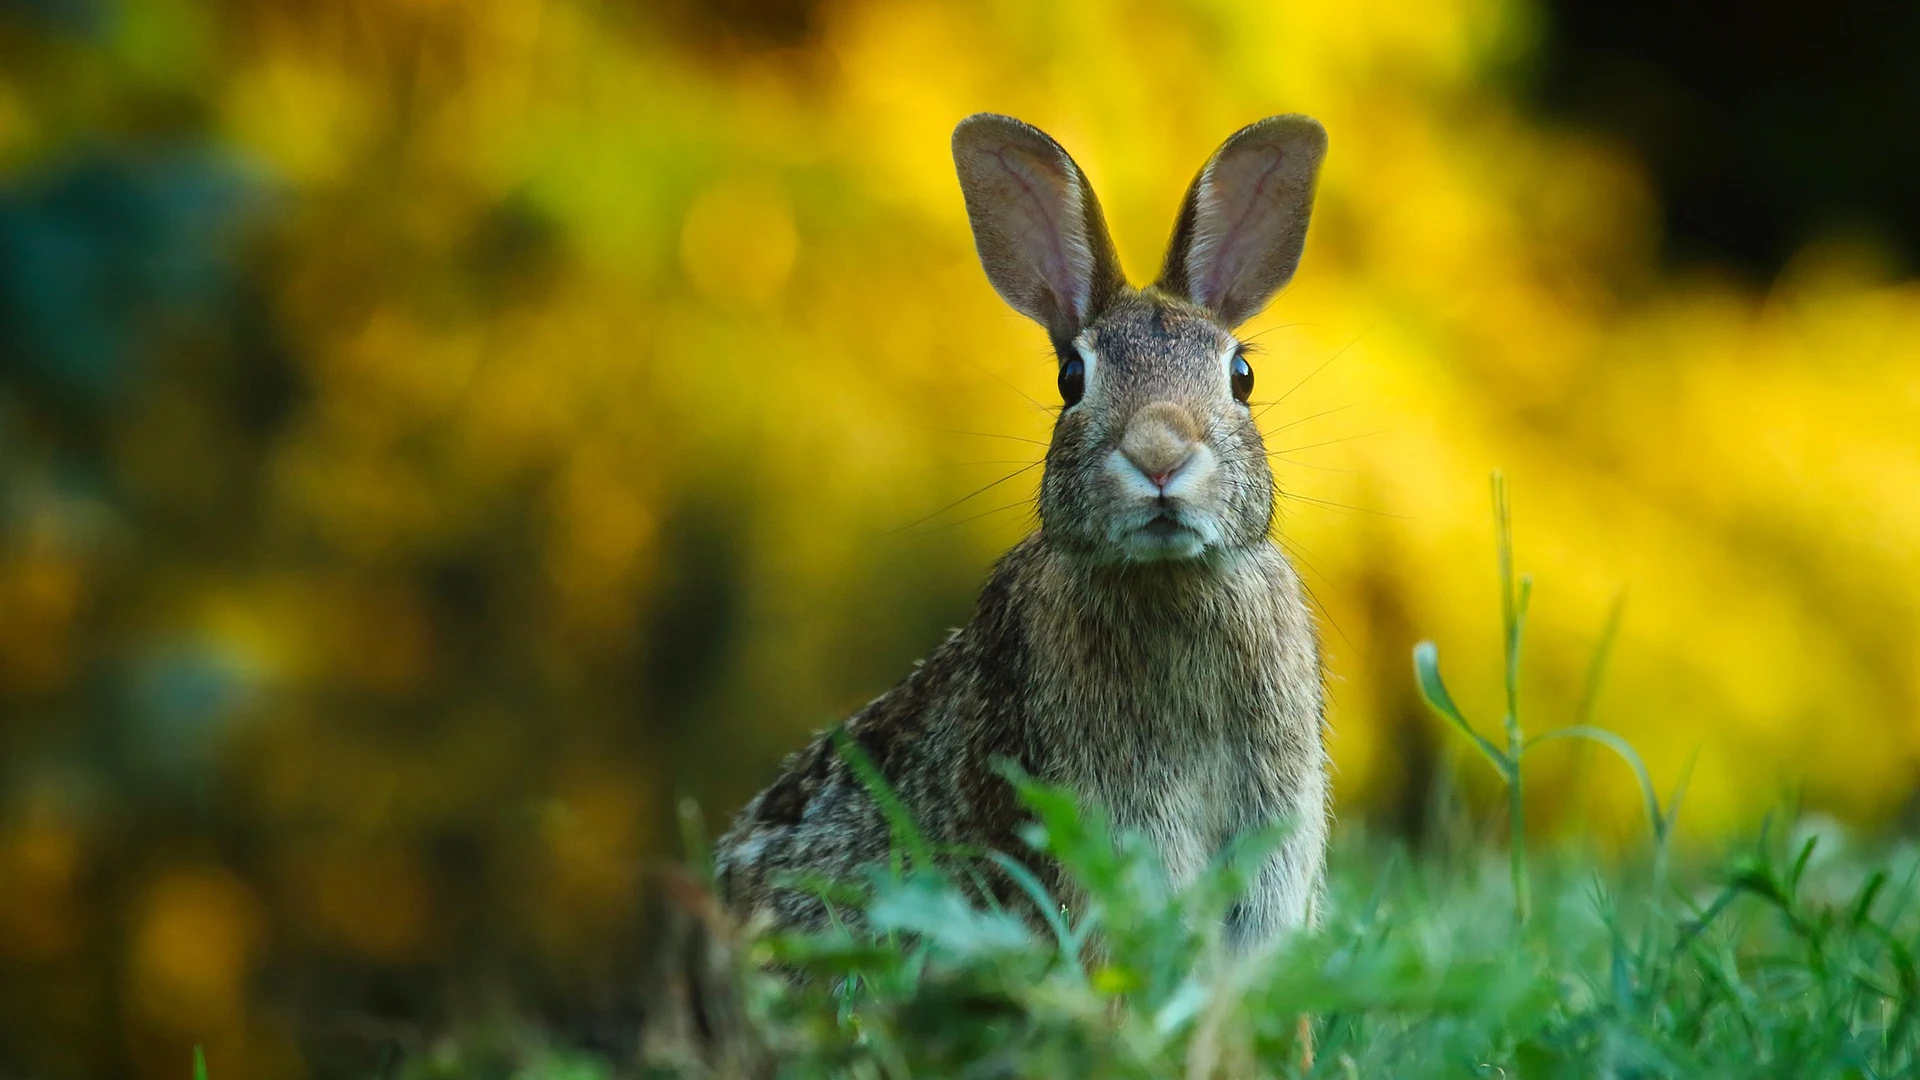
[719,800,1917,1079]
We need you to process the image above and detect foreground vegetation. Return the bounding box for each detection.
[387,486,1919,1080]
[388,798,1917,1079]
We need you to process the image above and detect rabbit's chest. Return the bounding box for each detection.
[1017,544,1325,888]
[1037,640,1316,887]
[1108,737,1269,888]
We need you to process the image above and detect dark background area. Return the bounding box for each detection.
[1531,0,1920,278]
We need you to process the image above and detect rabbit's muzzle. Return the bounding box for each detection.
[1104,400,1225,561]
[1118,400,1201,487]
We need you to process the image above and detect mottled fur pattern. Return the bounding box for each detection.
[715,114,1331,952]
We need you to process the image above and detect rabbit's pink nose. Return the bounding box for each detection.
[1121,402,1202,490]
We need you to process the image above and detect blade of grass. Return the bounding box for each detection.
[987,851,1086,979]
[1527,726,1665,845]
[1412,641,1511,781]
[1576,592,1628,728]
[1491,471,1530,923]
[832,727,934,871]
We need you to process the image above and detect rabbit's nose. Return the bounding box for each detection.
[1121,402,1201,488]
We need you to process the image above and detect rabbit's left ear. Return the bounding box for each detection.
[1156,116,1327,328]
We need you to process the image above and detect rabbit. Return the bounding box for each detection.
[714,113,1330,954]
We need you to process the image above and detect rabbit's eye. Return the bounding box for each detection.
[1058,357,1086,407]
[1231,352,1254,403]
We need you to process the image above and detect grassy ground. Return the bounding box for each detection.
[386,798,1917,1080]
[385,481,1920,1079]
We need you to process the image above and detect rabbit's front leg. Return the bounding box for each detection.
[1223,792,1327,1072]
[1223,798,1326,952]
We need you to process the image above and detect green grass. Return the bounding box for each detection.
[403,804,1918,1080]
[389,480,1920,1079]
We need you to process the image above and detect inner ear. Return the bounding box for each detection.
[952,114,1126,343]
[1157,115,1327,328]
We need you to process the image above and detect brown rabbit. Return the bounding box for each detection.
[715,113,1330,952]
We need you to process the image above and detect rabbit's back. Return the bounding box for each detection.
[714,554,1042,930]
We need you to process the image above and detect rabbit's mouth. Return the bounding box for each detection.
[1113,506,1216,562]
[1141,514,1185,537]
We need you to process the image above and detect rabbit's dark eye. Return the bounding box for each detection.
[1230,352,1254,403]
[1058,356,1086,407]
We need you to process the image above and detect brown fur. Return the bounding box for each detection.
[715,114,1331,952]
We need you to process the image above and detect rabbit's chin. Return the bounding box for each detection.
[1107,506,1222,563]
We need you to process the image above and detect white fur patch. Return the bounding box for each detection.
[1103,442,1224,562]
[1071,337,1100,407]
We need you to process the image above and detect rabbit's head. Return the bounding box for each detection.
[953,114,1326,564]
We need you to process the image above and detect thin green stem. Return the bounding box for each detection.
[1508,765,1529,924]
[1494,473,1519,736]
[1492,472,1531,923]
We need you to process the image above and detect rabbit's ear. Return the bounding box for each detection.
[1156,115,1326,328]
[952,114,1125,344]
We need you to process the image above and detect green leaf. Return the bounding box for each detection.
[867,874,1033,960]
[1526,725,1665,842]
[1151,976,1212,1036]
[832,726,933,870]
[1413,640,1512,780]
[987,851,1083,975]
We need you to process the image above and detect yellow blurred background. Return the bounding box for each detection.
[1,0,1916,1075]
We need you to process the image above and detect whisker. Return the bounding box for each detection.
[1268,430,1389,457]
[1276,490,1412,520]
[1260,396,1380,438]
[940,348,1060,419]
[1273,532,1353,649]
[1270,455,1361,475]
[885,460,1044,535]
[1252,323,1376,421]
[1251,358,1338,423]
[920,427,1050,448]
[919,497,1040,535]
[1202,470,1409,520]
[1238,321,1322,347]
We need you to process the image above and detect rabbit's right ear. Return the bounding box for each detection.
[952,114,1125,345]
